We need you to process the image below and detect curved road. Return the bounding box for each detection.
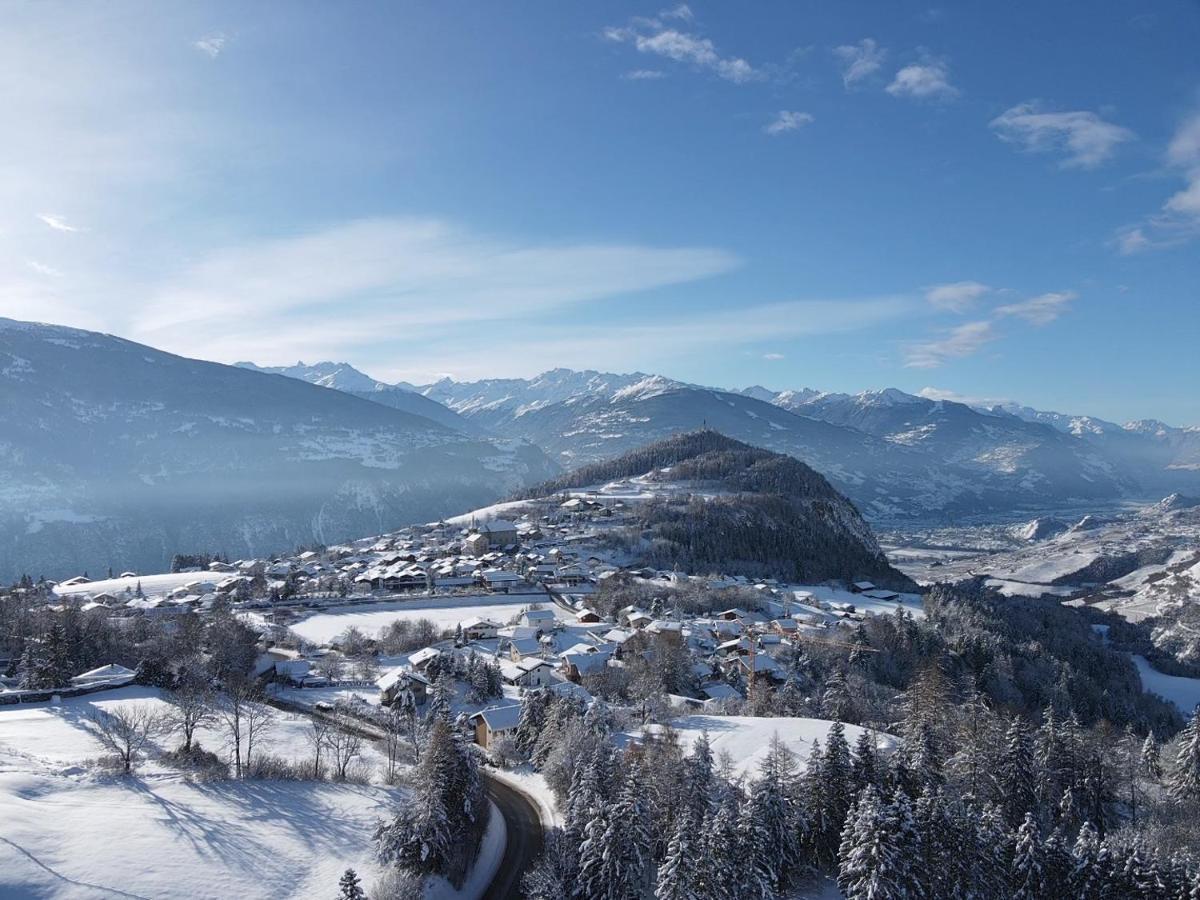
[481,774,544,900]
[268,696,546,898]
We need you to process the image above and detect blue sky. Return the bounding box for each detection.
[2,1,1198,424]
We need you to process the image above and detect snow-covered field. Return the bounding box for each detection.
[1131,656,1200,714]
[624,715,895,779]
[0,688,399,900]
[288,594,569,645]
[53,571,227,599]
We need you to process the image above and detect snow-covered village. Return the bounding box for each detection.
[5,2,1200,898]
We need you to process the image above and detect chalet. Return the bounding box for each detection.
[504,637,542,659]
[851,581,876,594]
[863,588,901,602]
[461,617,502,641]
[559,648,615,681]
[646,620,683,640]
[717,608,748,621]
[499,657,555,688]
[701,682,743,705]
[626,611,653,630]
[771,618,799,636]
[478,519,519,547]
[408,647,442,672]
[469,704,521,750]
[483,570,526,593]
[376,668,430,705]
[574,608,603,624]
[520,608,557,631]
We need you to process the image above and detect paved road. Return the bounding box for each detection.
[481,774,544,900]
[266,695,546,899]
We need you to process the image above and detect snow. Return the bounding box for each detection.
[423,800,505,900]
[289,594,570,645]
[623,715,895,780]
[485,766,561,827]
[1131,655,1200,714]
[0,688,399,900]
[53,571,227,599]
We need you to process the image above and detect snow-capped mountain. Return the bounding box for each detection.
[235,360,389,392]
[0,320,557,581]
[227,361,1200,522]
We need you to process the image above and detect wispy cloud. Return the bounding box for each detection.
[603,14,761,84]
[660,3,694,22]
[886,58,958,100]
[990,102,1134,169]
[995,290,1076,325]
[624,69,666,80]
[764,110,814,136]
[193,32,229,59]
[37,213,80,233]
[832,38,886,88]
[906,288,1075,366]
[763,352,785,361]
[1116,110,1200,253]
[26,259,63,277]
[905,320,995,368]
[924,280,989,313]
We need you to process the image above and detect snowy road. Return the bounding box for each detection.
[481,775,544,900]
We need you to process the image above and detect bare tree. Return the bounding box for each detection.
[327,715,364,781]
[87,703,168,774]
[382,707,406,784]
[314,653,346,685]
[242,699,276,774]
[165,671,215,753]
[215,677,273,778]
[307,717,332,779]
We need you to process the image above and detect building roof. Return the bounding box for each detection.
[470,704,522,732]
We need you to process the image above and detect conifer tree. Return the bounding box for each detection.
[1143,732,1163,781]
[1169,706,1200,803]
[999,717,1038,828]
[1010,812,1046,900]
[851,728,878,794]
[1069,821,1104,900]
[656,809,700,900]
[337,868,366,900]
[837,787,905,900]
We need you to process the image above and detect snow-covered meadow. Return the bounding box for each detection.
[0,688,399,899]
[288,593,570,645]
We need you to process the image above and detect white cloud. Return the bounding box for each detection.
[763,352,785,361]
[904,320,995,368]
[37,213,79,232]
[764,110,814,136]
[995,290,1076,325]
[1165,172,1200,217]
[886,59,958,100]
[832,38,886,88]
[1115,227,1151,255]
[924,280,989,312]
[990,102,1134,169]
[918,387,1012,407]
[193,32,229,59]
[604,17,760,84]
[660,3,694,22]
[26,259,63,277]
[1166,111,1200,168]
[624,69,666,80]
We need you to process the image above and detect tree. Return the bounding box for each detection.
[214,677,274,778]
[337,868,366,900]
[327,715,365,781]
[308,717,332,779]
[1169,706,1200,803]
[165,670,214,753]
[87,703,168,774]
[1142,732,1162,781]
[655,808,700,900]
[577,762,651,900]
[1010,812,1046,900]
[837,787,905,900]
[998,717,1039,828]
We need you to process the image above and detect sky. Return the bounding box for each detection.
[2,1,1198,425]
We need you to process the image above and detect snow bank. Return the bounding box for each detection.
[1132,656,1200,714]
[423,800,505,900]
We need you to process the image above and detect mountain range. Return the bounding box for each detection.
[3,319,1197,580]
[0,320,556,581]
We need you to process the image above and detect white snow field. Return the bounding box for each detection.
[52,571,228,599]
[625,715,895,779]
[1132,655,1200,714]
[0,688,398,899]
[289,594,569,645]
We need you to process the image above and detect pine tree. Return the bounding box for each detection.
[698,787,742,900]
[1169,706,1200,803]
[1069,821,1104,900]
[1010,812,1045,900]
[655,808,700,900]
[425,669,454,727]
[577,763,651,900]
[743,735,801,895]
[814,720,854,862]
[337,868,366,900]
[514,688,548,757]
[837,787,905,900]
[1142,733,1162,781]
[851,728,878,793]
[999,717,1039,828]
